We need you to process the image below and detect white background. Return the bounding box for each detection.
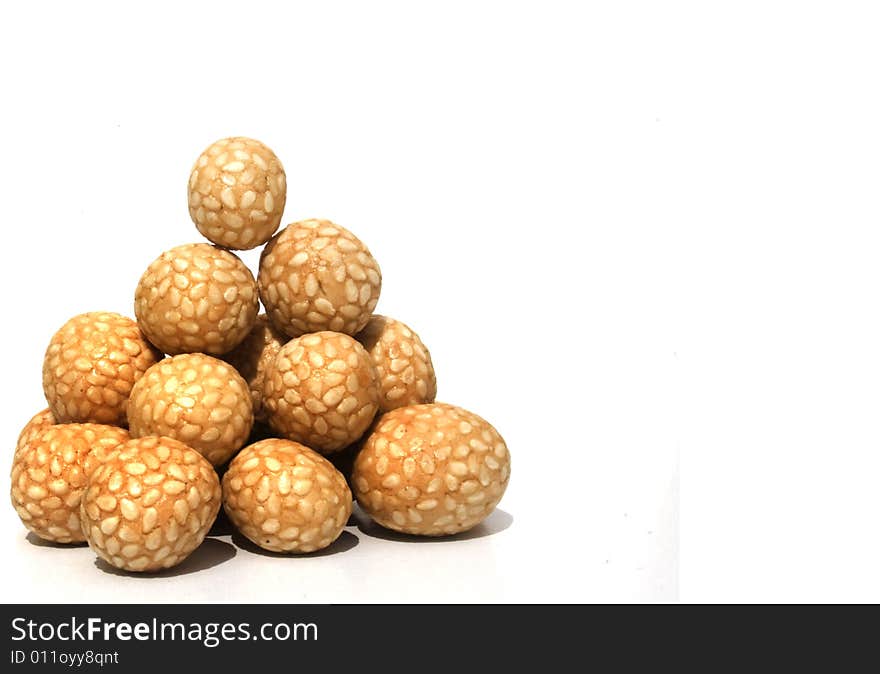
[31,0,878,604]
[680,3,880,602]
[7,3,880,608]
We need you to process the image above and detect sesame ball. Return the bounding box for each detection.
[42,312,162,426]
[11,424,130,543]
[355,315,437,412]
[222,439,351,553]
[263,332,380,454]
[352,403,510,536]
[134,243,259,355]
[15,408,57,455]
[188,137,287,250]
[258,219,381,338]
[81,436,221,572]
[127,353,253,467]
[222,314,287,421]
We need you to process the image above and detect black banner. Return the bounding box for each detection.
[0,604,675,670]
[3,603,867,670]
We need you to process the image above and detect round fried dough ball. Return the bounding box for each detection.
[11,424,130,543]
[263,332,379,454]
[81,436,221,572]
[222,314,287,421]
[188,137,287,250]
[352,403,510,536]
[222,438,351,553]
[42,312,162,425]
[127,353,253,467]
[258,219,381,338]
[355,315,437,412]
[134,243,259,355]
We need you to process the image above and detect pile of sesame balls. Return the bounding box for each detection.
[10,137,511,573]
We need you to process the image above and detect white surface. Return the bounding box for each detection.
[0,2,677,603]
[678,4,880,603]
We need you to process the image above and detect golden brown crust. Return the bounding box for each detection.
[127,354,254,466]
[15,408,57,456]
[42,312,161,425]
[81,436,221,572]
[356,315,437,412]
[263,332,379,454]
[258,219,381,338]
[11,423,130,543]
[223,438,351,553]
[352,403,510,536]
[134,243,258,355]
[188,137,287,250]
